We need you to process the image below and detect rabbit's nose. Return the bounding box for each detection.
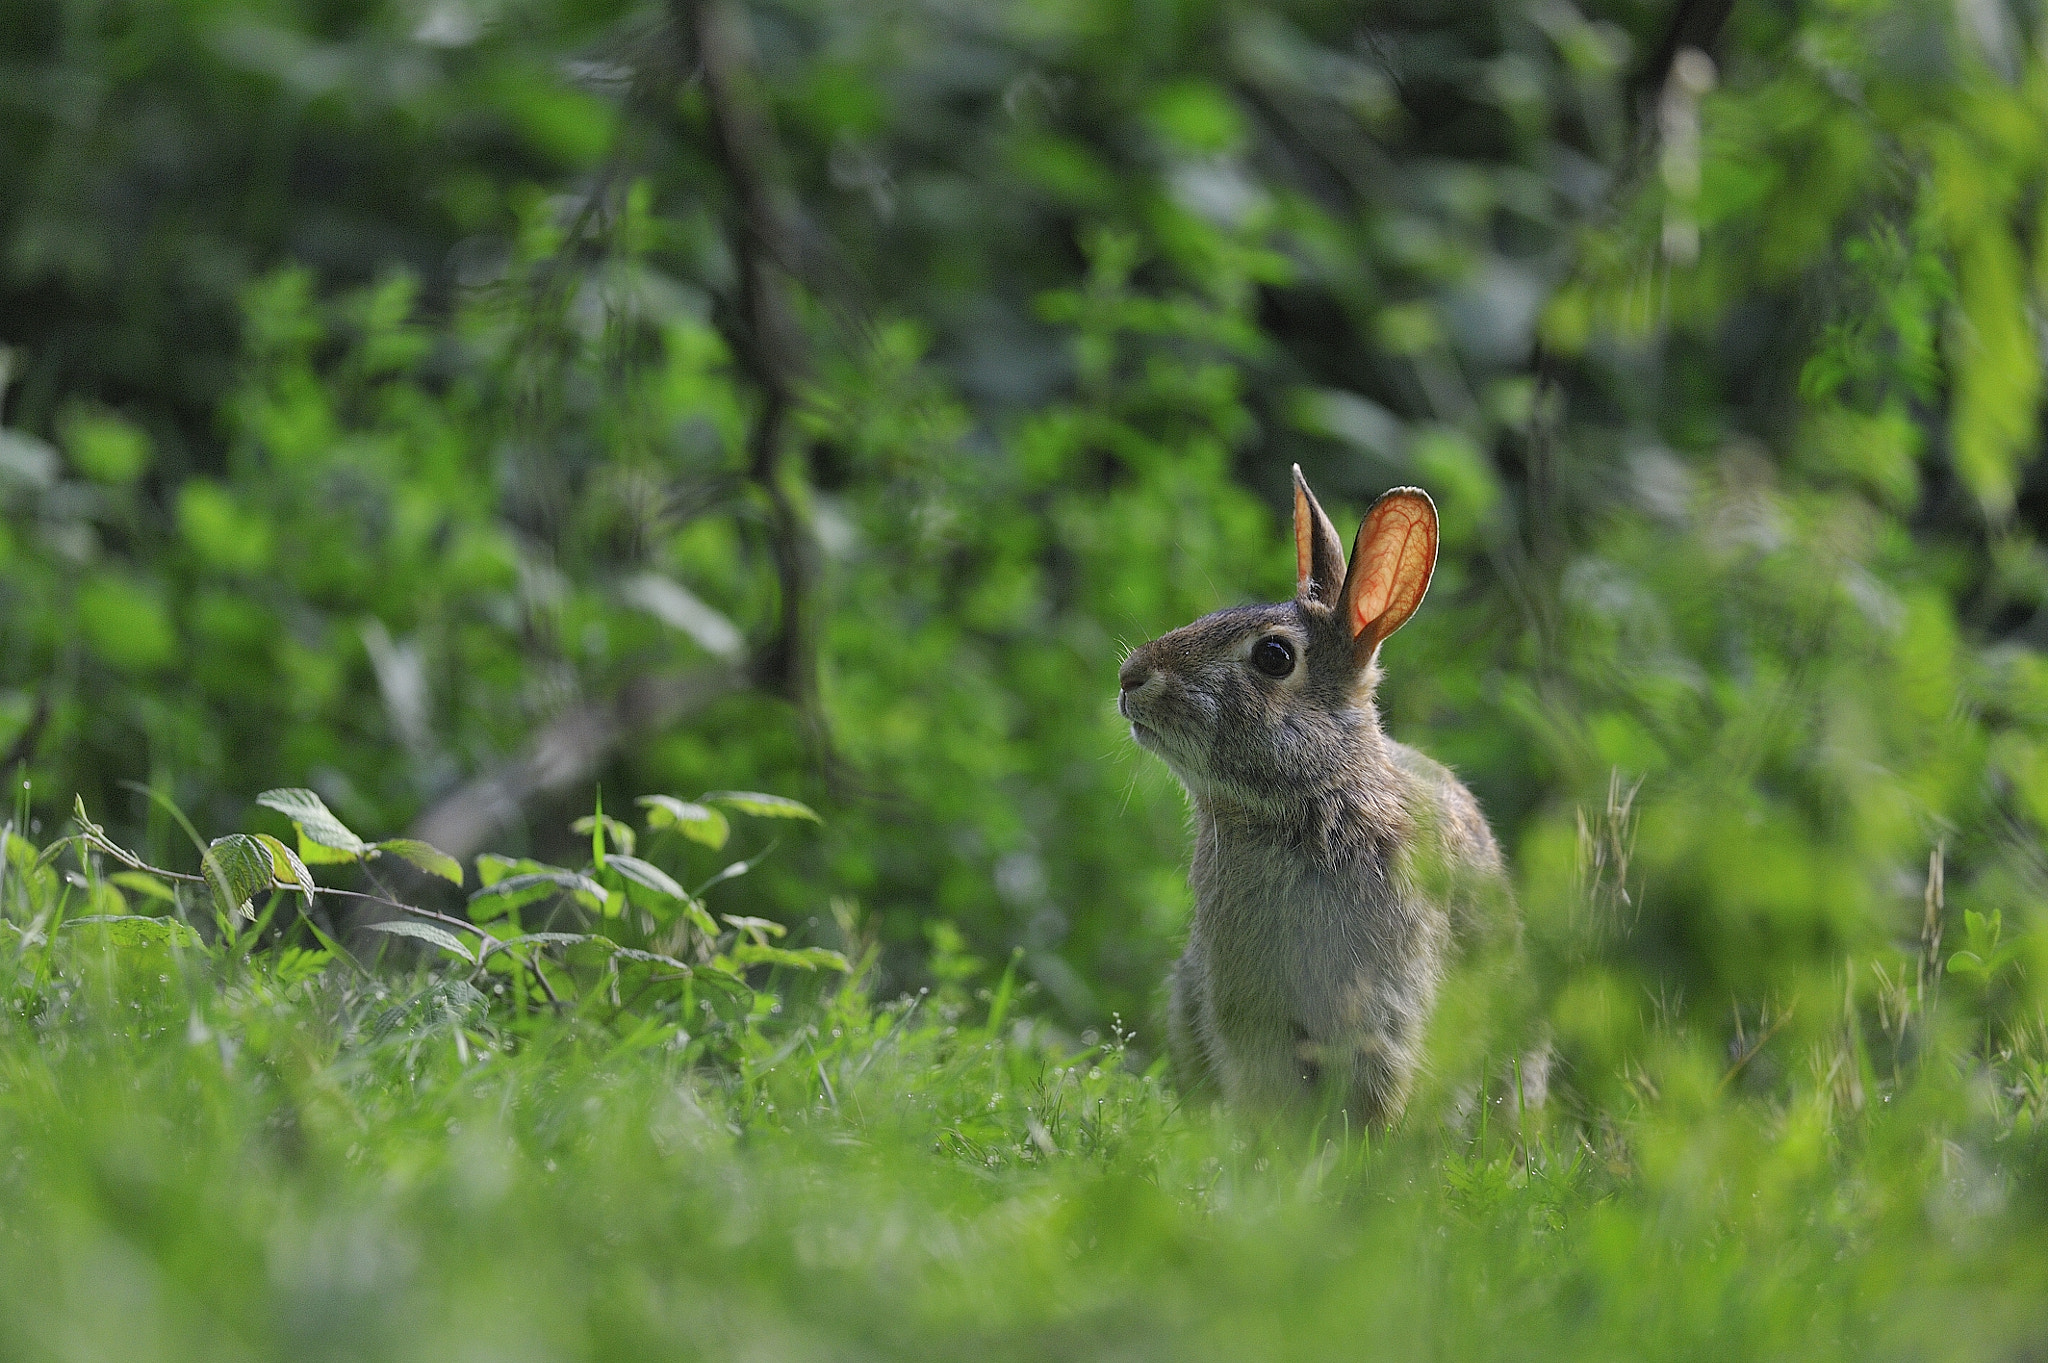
[1118,652,1153,694]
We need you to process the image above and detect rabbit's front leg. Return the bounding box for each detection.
[1167,946,1218,1099]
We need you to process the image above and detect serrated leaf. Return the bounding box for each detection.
[375,838,464,886]
[254,833,319,903]
[637,796,730,849]
[204,834,276,918]
[608,946,694,972]
[703,791,821,822]
[500,932,607,948]
[606,854,686,900]
[690,963,753,998]
[255,788,367,858]
[61,915,203,949]
[362,918,477,963]
[295,832,358,865]
[109,871,177,904]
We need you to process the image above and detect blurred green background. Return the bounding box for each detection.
[5,0,2048,1065]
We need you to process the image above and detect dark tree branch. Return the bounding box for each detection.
[682,0,825,728]
[407,0,848,859]
[1631,0,1738,121]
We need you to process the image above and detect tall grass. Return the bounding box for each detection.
[0,888,2044,1359]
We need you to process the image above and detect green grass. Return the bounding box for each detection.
[1,929,2045,1362]
[7,786,2045,1359]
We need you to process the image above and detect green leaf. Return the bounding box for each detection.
[606,854,686,901]
[475,853,534,888]
[273,947,331,985]
[76,573,176,673]
[108,871,177,904]
[62,406,151,484]
[570,813,636,859]
[637,795,729,849]
[3,830,37,873]
[679,897,720,940]
[500,931,607,948]
[255,788,367,859]
[721,913,787,943]
[253,833,318,902]
[469,868,606,917]
[729,942,851,972]
[362,919,477,964]
[375,838,464,886]
[61,915,202,949]
[703,791,821,823]
[608,946,694,972]
[203,834,276,919]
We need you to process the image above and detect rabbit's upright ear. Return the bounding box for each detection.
[1339,487,1437,663]
[1292,465,1348,605]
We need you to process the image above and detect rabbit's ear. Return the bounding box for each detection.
[1340,487,1437,661]
[1292,465,1347,605]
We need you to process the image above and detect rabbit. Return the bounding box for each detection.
[1117,466,1511,1128]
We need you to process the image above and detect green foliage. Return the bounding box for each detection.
[5,0,2048,1346]
[0,784,2046,1357]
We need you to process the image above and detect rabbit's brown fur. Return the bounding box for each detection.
[1120,469,1507,1126]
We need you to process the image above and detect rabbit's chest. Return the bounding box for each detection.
[1195,854,1434,1039]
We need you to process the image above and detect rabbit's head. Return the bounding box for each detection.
[1118,467,1437,808]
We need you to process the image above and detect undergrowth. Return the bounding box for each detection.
[0,785,2045,1361]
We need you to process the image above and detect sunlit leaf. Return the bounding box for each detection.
[729,942,851,972]
[702,791,821,823]
[375,838,464,886]
[570,813,636,859]
[255,788,366,858]
[637,795,730,849]
[61,915,202,949]
[606,854,686,900]
[203,834,275,919]
[254,833,318,902]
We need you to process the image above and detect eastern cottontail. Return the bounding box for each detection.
[1118,467,1510,1127]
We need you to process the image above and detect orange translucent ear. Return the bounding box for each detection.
[1340,488,1437,658]
[1292,465,1347,604]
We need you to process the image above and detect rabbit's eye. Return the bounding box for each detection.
[1250,636,1296,678]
